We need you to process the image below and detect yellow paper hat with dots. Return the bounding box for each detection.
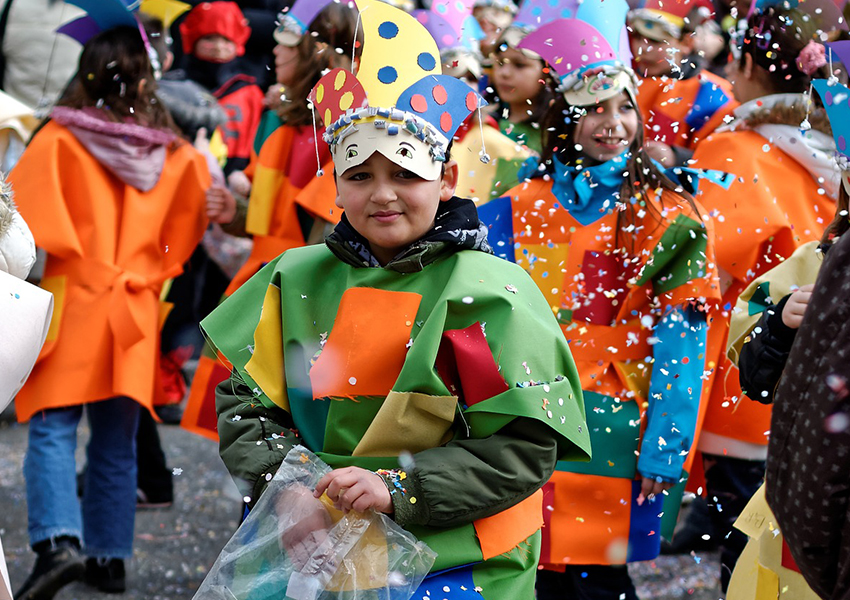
[309,0,487,181]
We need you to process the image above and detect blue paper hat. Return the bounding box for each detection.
[813,79,850,161]
[58,0,139,45]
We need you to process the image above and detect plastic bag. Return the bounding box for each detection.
[193,446,436,600]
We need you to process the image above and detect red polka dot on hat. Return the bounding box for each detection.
[432,85,448,106]
[410,94,428,113]
[440,112,452,133]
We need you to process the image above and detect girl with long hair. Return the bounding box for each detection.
[489,1,722,596]
[9,14,227,597]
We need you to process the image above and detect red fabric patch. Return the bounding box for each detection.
[781,538,802,573]
[540,482,555,564]
[572,251,634,325]
[435,322,509,406]
[644,109,678,146]
[465,91,478,112]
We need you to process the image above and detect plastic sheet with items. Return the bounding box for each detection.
[193,446,437,600]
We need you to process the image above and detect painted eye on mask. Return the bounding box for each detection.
[346,148,359,160]
[396,147,413,159]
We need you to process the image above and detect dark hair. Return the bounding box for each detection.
[822,185,850,244]
[540,93,703,248]
[740,7,832,95]
[57,26,178,132]
[277,2,359,127]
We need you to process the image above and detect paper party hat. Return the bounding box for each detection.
[309,0,487,181]
[518,0,636,106]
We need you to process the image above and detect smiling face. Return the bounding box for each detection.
[334,152,458,265]
[573,91,639,162]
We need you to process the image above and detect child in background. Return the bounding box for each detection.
[9,4,231,595]
[689,5,838,590]
[722,76,850,600]
[415,0,530,204]
[489,0,566,153]
[472,0,517,58]
[181,0,358,440]
[490,1,721,596]
[629,0,738,165]
[177,1,264,174]
[204,3,591,598]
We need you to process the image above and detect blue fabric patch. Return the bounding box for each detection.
[627,479,663,562]
[417,565,481,598]
[477,195,515,263]
[685,80,730,130]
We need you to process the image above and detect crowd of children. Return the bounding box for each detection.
[2,0,849,599]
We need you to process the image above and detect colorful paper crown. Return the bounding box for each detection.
[629,0,712,41]
[812,79,850,196]
[518,0,636,106]
[179,2,251,56]
[309,0,487,180]
[274,0,336,46]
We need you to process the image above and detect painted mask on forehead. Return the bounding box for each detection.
[309,0,487,181]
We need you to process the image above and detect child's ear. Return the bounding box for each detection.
[333,169,345,209]
[164,51,175,73]
[439,160,459,202]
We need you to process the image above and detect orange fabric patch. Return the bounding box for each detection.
[181,355,231,441]
[310,287,421,398]
[474,489,544,560]
[547,471,632,565]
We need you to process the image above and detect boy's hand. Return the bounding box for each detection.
[227,170,252,198]
[782,284,815,329]
[645,140,676,166]
[206,186,237,224]
[636,476,674,506]
[276,486,333,571]
[314,467,393,515]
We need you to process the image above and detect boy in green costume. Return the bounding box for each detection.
[202,1,591,597]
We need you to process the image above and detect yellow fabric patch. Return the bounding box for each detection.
[40,275,66,343]
[352,391,457,457]
[245,284,289,411]
[245,164,286,236]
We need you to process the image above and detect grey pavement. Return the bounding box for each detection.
[0,414,722,600]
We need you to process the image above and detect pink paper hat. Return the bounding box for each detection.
[518,0,636,106]
[274,0,336,46]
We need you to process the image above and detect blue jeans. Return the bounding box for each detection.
[24,397,141,558]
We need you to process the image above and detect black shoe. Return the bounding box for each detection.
[84,558,126,594]
[136,487,173,510]
[14,542,85,600]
